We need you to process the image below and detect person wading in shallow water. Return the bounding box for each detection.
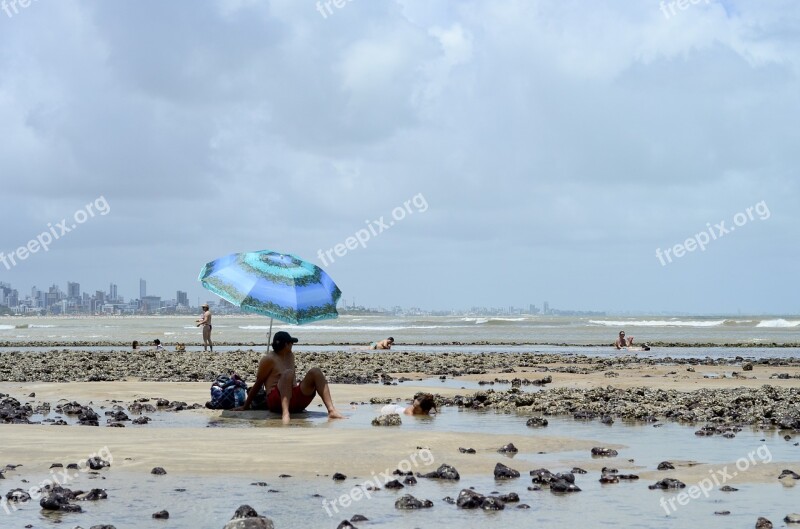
[233,331,345,424]
[196,304,213,352]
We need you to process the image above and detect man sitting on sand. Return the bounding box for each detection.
[614,330,634,349]
[371,337,394,350]
[234,331,345,424]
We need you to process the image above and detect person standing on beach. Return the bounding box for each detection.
[234,331,345,424]
[615,330,634,349]
[371,337,394,350]
[196,304,213,352]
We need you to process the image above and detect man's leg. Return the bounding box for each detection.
[300,367,344,419]
[277,368,296,423]
[627,336,634,346]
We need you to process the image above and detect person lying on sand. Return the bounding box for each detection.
[233,331,345,424]
[371,337,395,350]
[380,393,437,416]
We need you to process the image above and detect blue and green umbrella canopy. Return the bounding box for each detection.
[198,250,341,325]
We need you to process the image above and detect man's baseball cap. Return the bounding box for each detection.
[272,331,299,346]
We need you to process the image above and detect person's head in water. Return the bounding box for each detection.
[153,339,161,346]
[388,337,395,344]
[619,331,625,339]
[272,331,298,353]
[132,340,139,349]
[412,392,437,415]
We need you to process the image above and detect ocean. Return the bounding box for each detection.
[0,314,798,346]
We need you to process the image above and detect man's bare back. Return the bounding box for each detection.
[235,331,345,423]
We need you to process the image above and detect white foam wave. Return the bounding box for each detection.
[589,320,727,328]
[756,319,800,328]
[0,325,14,330]
[29,325,56,328]
[460,318,489,324]
[239,325,447,331]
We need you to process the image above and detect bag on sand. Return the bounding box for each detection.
[206,373,247,410]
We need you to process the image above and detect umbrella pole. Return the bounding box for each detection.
[267,318,273,352]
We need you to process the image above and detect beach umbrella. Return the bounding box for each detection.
[198,249,342,346]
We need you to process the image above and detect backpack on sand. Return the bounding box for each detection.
[206,373,247,410]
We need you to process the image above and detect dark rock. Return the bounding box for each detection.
[498,492,519,503]
[403,475,417,485]
[715,510,731,515]
[530,468,556,485]
[350,514,368,522]
[384,479,404,489]
[784,514,800,524]
[151,467,167,475]
[233,505,259,518]
[77,489,108,501]
[336,522,355,529]
[458,447,476,454]
[720,485,738,491]
[743,362,754,371]
[87,457,110,470]
[417,463,460,480]
[498,443,518,454]
[526,417,548,427]
[591,447,618,457]
[152,510,169,519]
[456,489,483,509]
[649,478,686,490]
[779,469,800,479]
[756,517,773,529]
[394,494,433,509]
[571,467,588,474]
[332,472,347,481]
[494,462,520,479]
[657,461,674,470]
[550,478,581,493]
[223,504,275,529]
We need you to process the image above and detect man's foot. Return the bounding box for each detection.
[282,412,291,424]
[328,409,346,419]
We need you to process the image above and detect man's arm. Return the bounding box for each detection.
[237,356,273,410]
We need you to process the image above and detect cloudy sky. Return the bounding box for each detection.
[0,0,797,314]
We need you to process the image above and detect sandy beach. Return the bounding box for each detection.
[2,350,799,527]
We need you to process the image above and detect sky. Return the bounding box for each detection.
[0,0,798,314]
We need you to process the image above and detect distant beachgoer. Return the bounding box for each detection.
[153,339,164,350]
[380,393,437,416]
[615,331,650,350]
[371,337,395,350]
[233,331,345,424]
[196,304,213,352]
[132,340,139,350]
[614,331,633,349]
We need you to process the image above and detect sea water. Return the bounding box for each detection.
[0,314,799,346]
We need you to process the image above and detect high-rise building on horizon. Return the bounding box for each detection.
[139,278,146,299]
[109,283,118,302]
[67,282,80,300]
[176,291,188,307]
